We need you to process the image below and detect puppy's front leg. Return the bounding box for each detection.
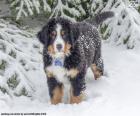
[68,68,86,104]
[46,71,63,105]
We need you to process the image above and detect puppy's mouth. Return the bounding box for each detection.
[54,45,65,58]
[54,51,65,58]
[47,43,71,58]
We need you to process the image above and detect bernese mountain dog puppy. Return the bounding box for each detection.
[37,11,114,104]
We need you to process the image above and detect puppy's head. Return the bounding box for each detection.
[37,18,74,58]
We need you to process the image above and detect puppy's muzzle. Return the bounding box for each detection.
[56,44,62,51]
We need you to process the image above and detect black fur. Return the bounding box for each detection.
[85,11,114,27]
[64,45,81,70]
[47,77,63,98]
[70,68,86,96]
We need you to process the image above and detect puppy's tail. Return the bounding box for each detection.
[85,11,114,26]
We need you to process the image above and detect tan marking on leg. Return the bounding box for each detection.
[64,43,71,55]
[67,68,79,78]
[48,45,55,55]
[51,85,64,105]
[45,69,54,78]
[91,64,102,80]
[70,88,83,104]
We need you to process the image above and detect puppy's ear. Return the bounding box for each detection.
[37,25,49,45]
[37,18,56,45]
[37,30,45,44]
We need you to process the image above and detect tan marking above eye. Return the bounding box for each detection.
[61,30,65,36]
[50,31,57,38]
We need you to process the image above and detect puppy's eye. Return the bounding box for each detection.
[50,31,57,38]
[61,30,65,36]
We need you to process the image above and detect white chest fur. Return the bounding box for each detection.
[46,65,68,83]
[46,57,68,83]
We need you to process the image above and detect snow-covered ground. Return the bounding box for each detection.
[1,0,140,114]
[0,42,140,116]
[0,0,140,115]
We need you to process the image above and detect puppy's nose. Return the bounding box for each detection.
[56,44,62,51]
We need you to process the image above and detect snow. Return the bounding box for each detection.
[1,41,140,115]
[0,19,43,99]
[42,0,51,12]
[49,0,80,21]
[0,1,11,18]
[101,0,140,48]
[11,0,50,20]
[1,0,140,115]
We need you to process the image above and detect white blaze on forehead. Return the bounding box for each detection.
[54,24,65,54]
[56,24,62,36]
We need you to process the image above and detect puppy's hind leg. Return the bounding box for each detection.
[91,63,103,80]
[91,49,104,80]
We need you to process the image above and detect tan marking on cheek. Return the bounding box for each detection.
[70,88,84,104]
[51,85,64,105]
[64,43,71,55]
[91,64,102,80]
[48,45,55,55]
[67,68,79,78]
